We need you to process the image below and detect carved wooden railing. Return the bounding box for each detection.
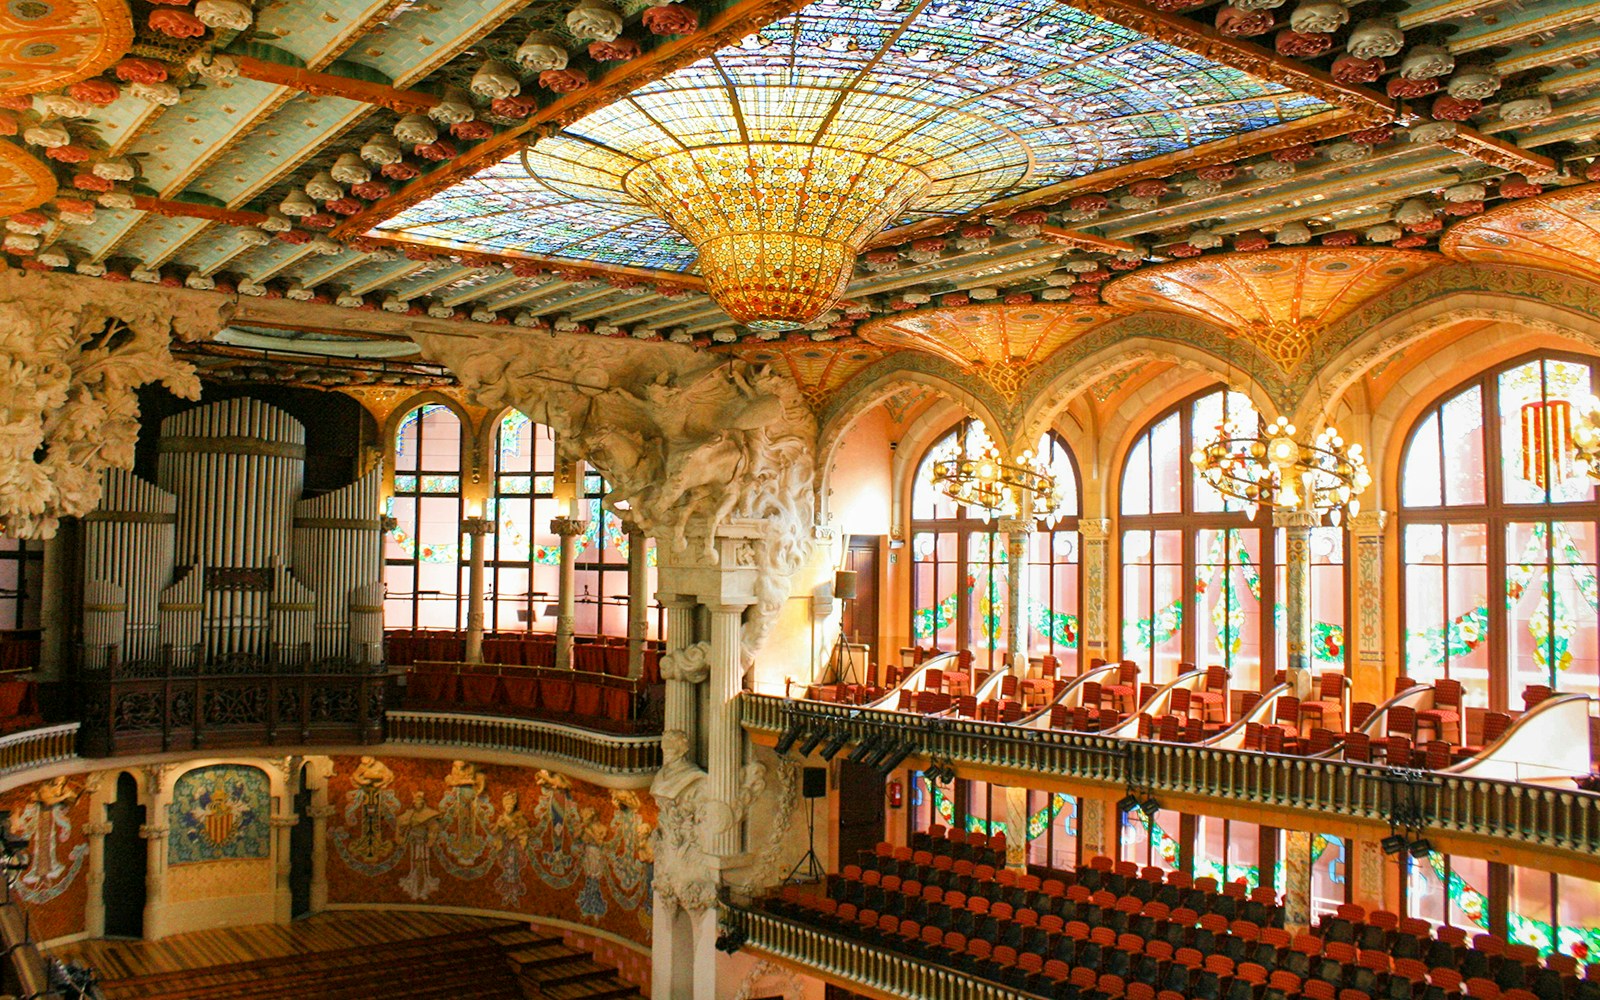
[78,653,387,757]
[0,723,78,777]
[387,710,663,775]
[742,693,1600,856]
[723,902,1048,1000]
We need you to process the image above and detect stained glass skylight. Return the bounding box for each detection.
[376,0,1334,287]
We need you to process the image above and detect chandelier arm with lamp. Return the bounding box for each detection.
[1572,395,1600,483]
[930,424,1066,521]
[1190,414,1372,524]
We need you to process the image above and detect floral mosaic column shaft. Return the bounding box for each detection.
[1350,512,1388,691]
[271,812,298,923]
[1080,519,1111,663]
[1001,519,1030,673]
[552,516,587,670]
[308,801,336,911]
[84,819,113,937]
[1276,509,1321,698]
[462,515,493,664]
[707,603,747,857]
[627,524,649,679]
[1284,828,1313,930]
[1003,786,1029,871]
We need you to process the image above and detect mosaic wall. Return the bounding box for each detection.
[325,756,656,945]
[1,775,89,941]
[167,765,272,865]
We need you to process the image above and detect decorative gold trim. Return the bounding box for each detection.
[0,140,59,217]
[0,0,133,99]
[1438,128,1556,174]
[158,436,307,459]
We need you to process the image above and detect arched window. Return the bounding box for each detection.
[1400,352,1600,708]
[385,403,465,630]
[489,411,658,639]
[1119,387,1346,689]
[909,421,1081,673]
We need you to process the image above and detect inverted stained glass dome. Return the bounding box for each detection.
[376,0,1335,328]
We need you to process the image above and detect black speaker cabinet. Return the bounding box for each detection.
[802,767,828,798]
[833,569,859,601]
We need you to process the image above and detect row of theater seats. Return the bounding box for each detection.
[764,843,1600,1000]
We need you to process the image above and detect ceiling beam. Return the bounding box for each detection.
[234,56,439,113]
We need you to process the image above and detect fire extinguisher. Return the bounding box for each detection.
[887,780,903,809]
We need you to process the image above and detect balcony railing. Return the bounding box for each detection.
[723,902,1046,1000]
[742,693,1600,859]
[0,723,78,777]
[387,710,663,775]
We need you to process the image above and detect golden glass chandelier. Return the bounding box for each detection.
[1572,395,1600,482]
[931,423,1066,521]
[1191,415,1372,523]
[624,144,932,330]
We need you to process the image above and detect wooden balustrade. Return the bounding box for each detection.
[0,723,77,777]
[725,902,1047,1000]
[741,693,1600,858]
[387,710,662,775]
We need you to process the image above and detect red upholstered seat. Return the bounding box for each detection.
[1415,678,1463,744]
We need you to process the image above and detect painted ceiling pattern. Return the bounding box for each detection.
[0,0,130,98]
[1101,247,1441,371]
[857,302,1120,390]
[378,0,1333,270]
[1440,183,1600,287]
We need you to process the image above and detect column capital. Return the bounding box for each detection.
[461,515,494,537]
[1271,508,1324,530]
[997,518,1033,535]
[1350,510,1390,534]
[656,593,699,610]
[551,516,588,537]
[84,821,113,837]
[306,804,338,820]
[138,824,169,840]
[708,602,749,616]
[1079,518,1112,541]
[269,815,300,829]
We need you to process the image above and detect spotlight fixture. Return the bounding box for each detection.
[775,719,807,756]
[1117,794,1141,815]
[849,732,887,763]
[715,925,748,954]
[796,725,829,758]
[818,727,852,762]
[1381,834,1407,856]
[876,740,918,777]
[1140,796,1161,818]
[1408,839,1433,859]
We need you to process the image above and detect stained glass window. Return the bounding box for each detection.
[910,421,1081,672]
[385,403,465,631]
[1119,388,1339,690]
[0,539,40,633]
[1401,353,1600,708]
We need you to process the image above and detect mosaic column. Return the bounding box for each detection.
[308,801,336,912]
[1283,828,1314,931]
[1079,793,1114,860]
[1079,519,1112,663]
[1003,785,1029,871]
[626,524,649,679]
[461,515,493,663]
[140,763,172,939]
[551,516,587,670]
[271,812,298,924]
[84,819,112,937]
[707,603,748,858]
[1000,518,1031,673]
[1275,509,1321,698]
[1350,511,1389,696]
[1352,838,1386,913]
[658,593,702,747]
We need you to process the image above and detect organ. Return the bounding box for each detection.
[80,398,383,668]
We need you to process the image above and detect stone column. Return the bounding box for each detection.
[627,525,649,678]
[461,515,494,663]
[270,813,298,923]
[139,820,171,939]
[1079,793,1116,861]
[659,594,702,745]
[307,802,336,912]
[1000,518,1031,674]
[1080,519,1112,664]
[706,603,747,858]
[1275,509,1321,699]
[84,819,112,937]
[1352,838,1385,913]
[1283,828,1314,931]
[1350,511,1389,698]
[551,516,587,670]
[1003,785,1029,871]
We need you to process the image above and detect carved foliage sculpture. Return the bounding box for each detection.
[0,271,230,538]
[411,331,817,664]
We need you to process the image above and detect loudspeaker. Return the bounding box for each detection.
[802,767,827,799]
[833,570,858,601]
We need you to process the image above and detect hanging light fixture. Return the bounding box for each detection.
[1190,413,1371,524]
[930,422,1065,520]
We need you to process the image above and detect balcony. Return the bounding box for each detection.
[0,723,78,777]
[387,710,662,775]
[741,693,1600,867]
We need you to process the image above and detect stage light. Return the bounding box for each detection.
[1381,834,1407,855]
[849,732,886,763]
[1117,794,1140,815]
[818,727,852,761]
[876,740,918,777]
[715,925,747,954]
[1408,839,1433,859]
[775,719,806,756]
[1140,796,1161,817]
[796,725,829,758]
